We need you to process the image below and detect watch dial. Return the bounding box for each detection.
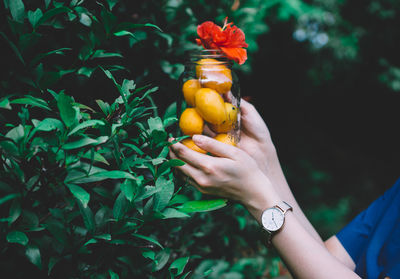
[261,208,284,232]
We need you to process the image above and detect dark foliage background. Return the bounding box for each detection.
[1,0,399,278]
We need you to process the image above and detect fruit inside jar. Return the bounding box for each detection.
[177,49,241,153]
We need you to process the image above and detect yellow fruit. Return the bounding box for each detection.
[182,79,201,107]
[194,88,227,125]
[195,58,224,77]
[199,67,232,94]
[210,102,238,133]
[214,133,237,146]
[179,108,204,136]
[182,138,207,154]
[195,58,232,94]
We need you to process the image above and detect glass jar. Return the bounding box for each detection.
[176,49,241,151]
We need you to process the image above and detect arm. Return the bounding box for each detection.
[169,136,360,279]
[238,99,356,269]
[238,99,324,244]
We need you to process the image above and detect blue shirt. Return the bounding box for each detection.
[336,178,400,279]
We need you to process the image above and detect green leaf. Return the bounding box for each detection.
[66,184,90,208]
[109,270,119,279]
[113,192,128,220]
[0,98,11,110]
[95,234,112,241]
[11,96,51,111]
[142,249,155,260]
[161,208,190,219]
[153,249,170,272]
[91,49,123,59]
[121,79,135,98]
[148,117,164,132]
[25,245,42,269]
[177,199,228,213]
[34,118,64,132]
[134,186,162,202]
[82,150,109,165]
[132,233,163,249]
[77,66,96,77]
[5,124,24,142]
[113,30,136,38]
[153,176,174,212]
[158,159,185,176]
[106,0,119,10]
[63,136,108,150]
[90,170,136,180]
[36,7,73,27]
[77,200,95,234]
[42,218,68,244]
[0,32,25,65]
[28,8,43,28]
[30,48,72,66]
[0,193,19,206]
[28,118,64,140]
[120,179,135,202]
[48,257,60,276]
[101,7,117,34]
[6,231,29,246]
[169,256,190,276]
[9,0,25,22]
[67,120,105,136]
[122,143,144,156]
[79,13,92,27]
[57,92,79,128]
[114,22,163,33]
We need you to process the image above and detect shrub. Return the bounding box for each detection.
[0,1,278,278]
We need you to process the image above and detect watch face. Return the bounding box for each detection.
[261,208,284,232]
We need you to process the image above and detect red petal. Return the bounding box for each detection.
[220,47,247,65]
[222,25,248,48]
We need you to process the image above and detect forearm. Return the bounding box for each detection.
[246,185,360,279]
[272,211,360,279]
[261,147,324,245]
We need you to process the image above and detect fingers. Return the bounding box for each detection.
[169,146,204,181]
[192,134,239,159]
[239,98,270,138]
[240,98,256,116]
[169,139,214,169]
[203,124,217,137]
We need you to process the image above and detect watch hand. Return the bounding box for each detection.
[272,212,278,227]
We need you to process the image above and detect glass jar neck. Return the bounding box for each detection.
[188,49,232,67]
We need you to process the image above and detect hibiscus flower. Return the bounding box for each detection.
[196,18,248,65]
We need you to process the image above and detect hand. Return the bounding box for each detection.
[238,99,279,175]
[169,134,281,215]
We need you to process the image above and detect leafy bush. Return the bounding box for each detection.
[3,0,397,278]
[0,1,282,278]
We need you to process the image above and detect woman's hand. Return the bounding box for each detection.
[169,134,281,217]
[238,99,279,175]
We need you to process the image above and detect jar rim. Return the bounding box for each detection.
[186,49,231,64]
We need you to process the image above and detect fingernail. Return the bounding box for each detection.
[192,134,205,144]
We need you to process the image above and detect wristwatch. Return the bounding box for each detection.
[260,201,293,246]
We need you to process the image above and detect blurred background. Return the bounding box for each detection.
[123,0,400,237]
[1,0,400,277]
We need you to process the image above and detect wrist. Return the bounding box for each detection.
[243,171,282,221]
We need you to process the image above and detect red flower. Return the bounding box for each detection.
[196,18,248,65]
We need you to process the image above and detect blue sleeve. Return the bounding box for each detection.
[336,180,400,264]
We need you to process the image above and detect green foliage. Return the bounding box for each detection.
[2,0,399,278]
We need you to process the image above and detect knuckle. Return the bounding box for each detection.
[195,176,211,188]
[230,148,241,158]
[175,145,187,157]
[200,162,214,175]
